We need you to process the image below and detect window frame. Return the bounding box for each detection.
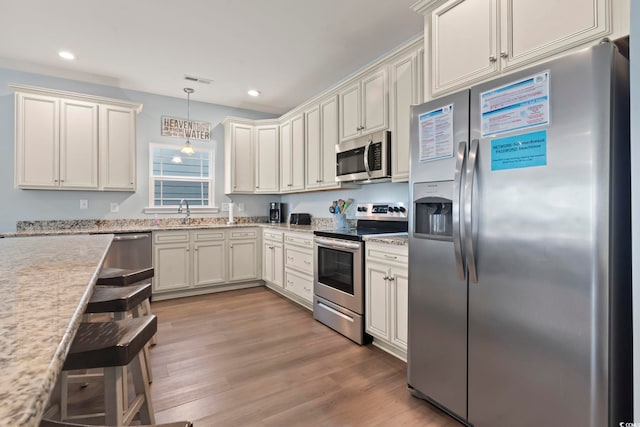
[145,142,219,214]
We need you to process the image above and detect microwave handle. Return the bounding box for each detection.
[363,138,372,176]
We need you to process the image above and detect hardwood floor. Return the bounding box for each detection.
[146,286,459,427]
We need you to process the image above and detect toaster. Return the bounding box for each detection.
[289,213,311,225]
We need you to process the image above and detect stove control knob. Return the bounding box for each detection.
[392,206,399,212]
[398,206,406,213]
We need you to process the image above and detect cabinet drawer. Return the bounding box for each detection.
[154,230,189,244]
[193,229,225,242]
[285,247,313,274]
[284,270,313,302]
[284,232,314,249]
[263,229,284,242]
[366,245,408,266]
[229,228,258,240]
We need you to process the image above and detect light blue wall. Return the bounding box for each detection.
[0,68,276,232]
[281,182,409,219]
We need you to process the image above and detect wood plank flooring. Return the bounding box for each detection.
[147,286,459,427]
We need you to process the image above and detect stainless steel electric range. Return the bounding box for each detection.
[313,202,408,344]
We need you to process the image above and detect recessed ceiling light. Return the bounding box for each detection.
[58,51,75,60]
[247,89,261,97]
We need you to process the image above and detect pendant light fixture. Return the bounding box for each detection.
[180,87,195,155]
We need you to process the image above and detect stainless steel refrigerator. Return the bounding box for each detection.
[407,41,632,427]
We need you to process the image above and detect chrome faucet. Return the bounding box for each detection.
[177,199,191,225]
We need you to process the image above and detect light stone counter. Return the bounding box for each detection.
[0,234,113,426]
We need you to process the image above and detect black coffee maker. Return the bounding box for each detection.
[269,202,286,223]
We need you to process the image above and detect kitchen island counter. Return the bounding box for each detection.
[0,234,113,426]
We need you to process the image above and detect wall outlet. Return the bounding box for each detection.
[222,203,229,212]
[110,202,120,213]
[79,199,88,210]
[237,203,245,212]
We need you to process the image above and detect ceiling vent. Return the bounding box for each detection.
[184,75,213,85]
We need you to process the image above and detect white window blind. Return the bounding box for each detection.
[150,145,214,207]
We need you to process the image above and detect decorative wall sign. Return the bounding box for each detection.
[161,116,211,141]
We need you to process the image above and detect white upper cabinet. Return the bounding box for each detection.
[99,104,136,191]
[416,0,628,98]
[280,114,305,192]
[389,47,423,182]
[339,68,388,142]
[305,95,340,190]
[12,85,140,191]
[224,120,255,194]
[254,124,279,193]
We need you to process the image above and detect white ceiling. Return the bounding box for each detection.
[0,0,424,115]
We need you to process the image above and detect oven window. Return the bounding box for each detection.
[317,247,354,295]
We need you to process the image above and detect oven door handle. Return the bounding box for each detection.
[315,238,361,251]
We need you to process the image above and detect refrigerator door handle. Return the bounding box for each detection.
[453,140,467,280]
[465,139,479,283]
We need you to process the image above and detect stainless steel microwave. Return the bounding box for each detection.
[336,130,391,182]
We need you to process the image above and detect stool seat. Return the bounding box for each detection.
[40,420,192,427]
[64,316,157,371]
[86,283,152,314]
[97,267,154,286]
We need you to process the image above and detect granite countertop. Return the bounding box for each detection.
[3,218,332,237]
[0,234,113,426]
[363,233,409,246]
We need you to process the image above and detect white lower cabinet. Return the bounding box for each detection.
[264,229,314,310]
[262,229,284,288]
[228,228,260,282]
[365,242,408,360]
[153,228,260,300]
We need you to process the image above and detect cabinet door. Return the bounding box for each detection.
[390,267,409,349]
[229,240,258,281]
[272,243,284,288]
[153,243,190,292]
[99,105,136,191]
[279,121,292,191]
[290,114,305,191]
[263,241,275,283]
[231,123,254,193]
[365,264,390,339]
[390,51,420,182]
[339,82,361,142]
[60,99,98,189]
[501,0,610,71]
[15,93,59,188]
[431,0,499,95]
[361,69,388,133]
[319,96,339,189]
[193,240,226,287]
[304,105,321,189]
[255,125,279,193]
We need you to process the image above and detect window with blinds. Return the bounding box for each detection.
[150,144,213,207]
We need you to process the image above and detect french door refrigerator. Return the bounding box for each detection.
[407,41,632,427]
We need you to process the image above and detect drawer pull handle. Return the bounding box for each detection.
[303,260,311,265]
[384,255,398,259]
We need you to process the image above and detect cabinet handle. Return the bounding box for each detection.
[384,255,398,260]
[287,256,294,260]
[489,56,497,63]
[195,248,199,251]
[186,248,190,252]
[388,276,395,282]
[500,51,508,58]
[287,280,294,284]
[303,260,311,265]
[383,276,389,281]
[256,186,260,189]
[288,184,293,187]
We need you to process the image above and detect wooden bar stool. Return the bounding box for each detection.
[41,420,192,427]
[60,316,157,426]
[97,267,155,345]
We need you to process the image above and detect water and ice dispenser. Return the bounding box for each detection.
[413,181,454,240]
